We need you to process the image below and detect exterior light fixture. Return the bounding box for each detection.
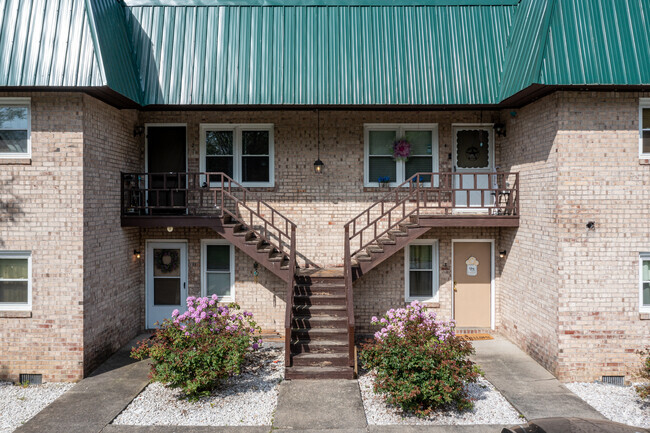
[133,125,145,137]
[494,122,506,137]
[314,109,324,174]
[586,221,595,231]
[499,250,507,258]
[167,226,174,233]
[133,250,141,259]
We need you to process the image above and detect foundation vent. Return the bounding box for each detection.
[19,374,42,386]
[601,375,624,386]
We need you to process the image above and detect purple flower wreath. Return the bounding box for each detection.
[392,138,411,161]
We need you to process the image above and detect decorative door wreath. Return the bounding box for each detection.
[154,249,180,273]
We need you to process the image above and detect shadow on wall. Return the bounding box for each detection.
[0,176,25,246]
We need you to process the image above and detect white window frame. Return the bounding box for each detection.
[404,239,439,302]
[364,123,439,187]
[201,239,235,302]
[640,98,650,159]
[199,124,275,187]
[0,251,32,311]
[0,97,31,159]
[640,253,650,313]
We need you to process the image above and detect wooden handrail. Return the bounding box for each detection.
[344,172,519,258]
[121,171,299,358]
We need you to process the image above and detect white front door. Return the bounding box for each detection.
[146,241,188,328]
[452,126,495,210]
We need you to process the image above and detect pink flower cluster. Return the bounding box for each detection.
[392,139,411,161]
[171,295,261,349]
[371,300,455,342]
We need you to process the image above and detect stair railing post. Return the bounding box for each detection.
[285,224,297,368]
[344,224,355,368]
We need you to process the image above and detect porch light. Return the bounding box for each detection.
[494,123,506,137]
[314,109,324,174]
[133,250,141,259]
[499,250,507,258]
[133,125,145,137]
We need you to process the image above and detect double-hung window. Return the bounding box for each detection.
[641,253,650,313]
[364,124,438,187]
[0,98,31,158]
[640,99,650,158]
[201,240,235,302]
[0,251,32,310]
[200,124,274,187]
[405,240,439,302]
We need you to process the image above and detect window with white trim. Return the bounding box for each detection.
[0,98,31,158]
[641,253,650,313]
[405,240,439,302]
[201,240,235,301]
[0,251,32,310]
[364,124,438,187]
[200,124,274,187]
[640,99,650,158]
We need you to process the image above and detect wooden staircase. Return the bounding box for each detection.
[285,272,355,379]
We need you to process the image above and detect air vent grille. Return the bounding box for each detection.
[19,374,42,385]
[601,375,624,386]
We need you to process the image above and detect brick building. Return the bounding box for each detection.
[0,0,648,382]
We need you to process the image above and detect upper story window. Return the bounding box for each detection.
[641,99,650,158]
[0,98,31,158]
[0,251,32,311]
[364,124,438,187]
[200,124,274,187]
[404,240,439,302]
[641,253,650,313]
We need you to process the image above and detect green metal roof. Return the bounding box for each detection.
[0,0,649,106]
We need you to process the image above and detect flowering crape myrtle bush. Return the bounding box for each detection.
[360,301,481,416]
[132,295,262,399]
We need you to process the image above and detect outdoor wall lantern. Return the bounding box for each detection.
[494,122,507,137]
[499,250,507,258]
[133,250,141,259]
[133,125,145,137]
[314,109,324,174]
[586,221,595,231]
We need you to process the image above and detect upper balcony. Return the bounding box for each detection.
[120,171,518,228]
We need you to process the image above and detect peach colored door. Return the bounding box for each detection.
[453,242,491,328]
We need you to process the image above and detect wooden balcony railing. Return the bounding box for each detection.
[121,171,297,365]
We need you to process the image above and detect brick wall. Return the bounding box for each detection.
[0,93,85,382]
[82,95,142,375]
[554,91,650,382]
[498,94,562,374]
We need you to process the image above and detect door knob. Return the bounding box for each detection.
[453,281,457,292]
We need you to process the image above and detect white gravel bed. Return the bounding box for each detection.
[113,346,283,426]
[0,381,74,433]
[565,382,649,428]
[359,371,523,425]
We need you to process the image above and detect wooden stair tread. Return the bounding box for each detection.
[294,305,346,310]
[292,353,348,359]
[292,328,347,334]
[291,339,348,345]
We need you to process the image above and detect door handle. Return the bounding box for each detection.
[453,281,457,292]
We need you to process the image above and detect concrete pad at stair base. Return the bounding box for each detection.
[471,337,605,421]
[273,380,367,430]
[369,425,509,433]
[16,334,152,433]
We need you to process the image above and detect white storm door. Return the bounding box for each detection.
[452,126,495,209]
[146,241,188,328]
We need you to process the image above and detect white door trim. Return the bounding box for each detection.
[451,239,495,330]
[145,239,188,329]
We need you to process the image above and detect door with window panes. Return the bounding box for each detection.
[366,125,438,186]
[452,126,495,209]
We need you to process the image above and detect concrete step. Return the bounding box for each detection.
[291,353,350,367]
[285,366,354,380]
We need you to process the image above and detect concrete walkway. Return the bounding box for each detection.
[471,336,604,420]
[16,333,152,433]
[14,333,607,433]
